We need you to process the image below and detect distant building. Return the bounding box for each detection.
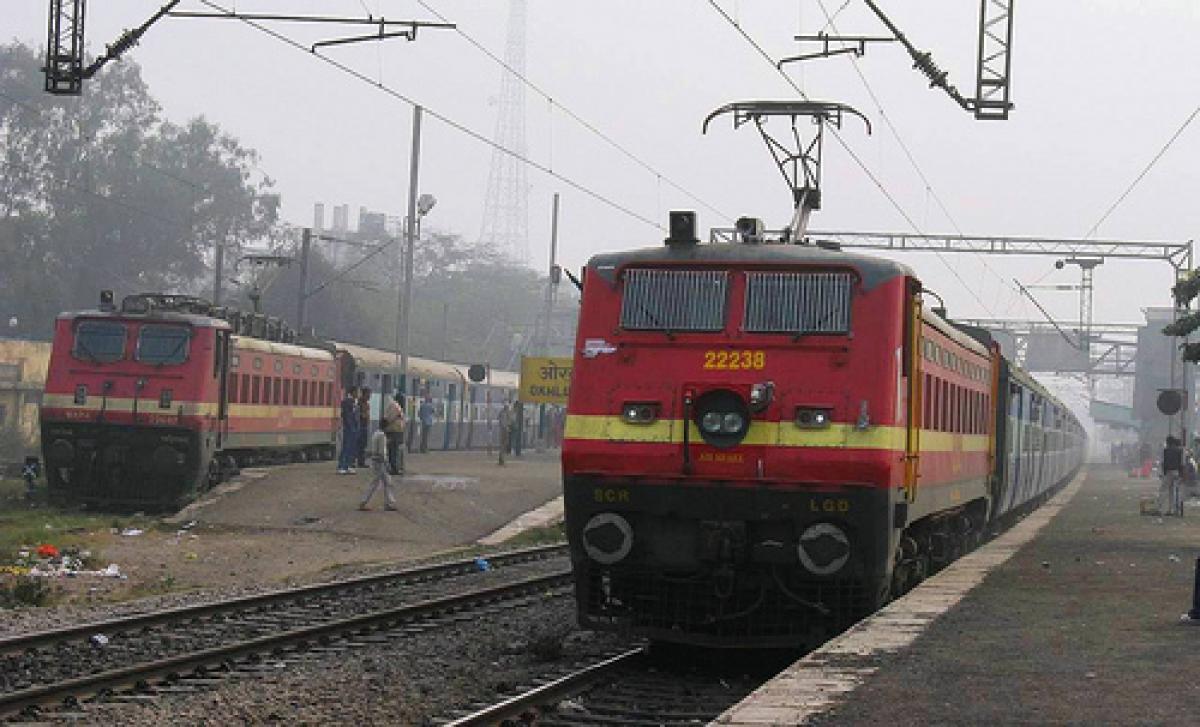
[1133,307,1195,445]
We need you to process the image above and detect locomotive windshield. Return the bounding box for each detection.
[619,269,728,331]
[136,324,191,365]
[743,271,852,334]
[72,321,127,363]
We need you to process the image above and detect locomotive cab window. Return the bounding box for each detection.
[73,321,127,363]
[136,324,191,365]
[619,268,729,331]
[743,271,852,333]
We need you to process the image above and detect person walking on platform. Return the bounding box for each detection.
[383,392,406,475]
[418,393,435,453]
[356,387,373,467]
[1161,436,1184,516]
[359,423,397,511]
[337,386,360,475]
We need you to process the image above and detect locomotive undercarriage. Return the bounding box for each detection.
[565,476,893,648]
[888,500,988,600]
[41,422,208,510]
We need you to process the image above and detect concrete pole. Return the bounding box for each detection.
[542,192,560,355]
[399,105,423,399]
[212,235,225,306]
[297,227,311,331]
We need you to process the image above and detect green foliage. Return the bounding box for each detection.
[0,575,51,608]
[256,231,573,369]
[0,41,276,339]
[1173,270,1200,307]
[1181,342,1200,363]
[1163,311,1200,337]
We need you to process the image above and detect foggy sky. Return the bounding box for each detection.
[7,0,1198,332]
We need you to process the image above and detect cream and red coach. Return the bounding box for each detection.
[40,293,336,509]
[562,216,1083,647]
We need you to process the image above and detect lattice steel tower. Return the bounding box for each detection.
[478,0,530,264]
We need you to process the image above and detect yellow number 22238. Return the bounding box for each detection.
[702,350,766,370]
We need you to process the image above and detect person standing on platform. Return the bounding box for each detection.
[384,392,406,475]
[497,400,512,466]
[1139,441,1153,478]
[512,400,524,457]
[356,387,373,467]
[1161,436,1184,516]
[418,393,435,453]
[359,423,397,511]
[337,386,360,475]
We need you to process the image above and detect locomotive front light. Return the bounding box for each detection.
[701,411,724,433]
[693,389,751,448]
[159,388,173,409]
[795,407,833,428]
[73,385,87,405]
[583,512,634,565]
[797,522,851,576]
[621,402,660,424]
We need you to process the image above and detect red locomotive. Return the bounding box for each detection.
[40,293,337,508]
[39,292,522,510]
[562,212,1084,647]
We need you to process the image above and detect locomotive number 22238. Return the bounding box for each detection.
[702,350,766,370]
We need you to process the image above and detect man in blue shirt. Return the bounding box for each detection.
[338,386,360,474]
[418,394,435,453]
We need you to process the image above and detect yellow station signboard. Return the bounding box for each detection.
[519,356,573,404]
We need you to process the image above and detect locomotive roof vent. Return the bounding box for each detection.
[665,210,698,247]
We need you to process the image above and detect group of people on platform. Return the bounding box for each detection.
[337,386,436,510]
[337,387,564,510]
[1113,438,1200,517]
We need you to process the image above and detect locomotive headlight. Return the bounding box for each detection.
[621,402,660,424]
[583,512,634,565]
[795,407,833,428]
[159,389,173,409]
[692,389,751,449]
[74,385,87,405]
[701,411,724,433]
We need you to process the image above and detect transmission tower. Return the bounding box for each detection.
[478,0,530,264]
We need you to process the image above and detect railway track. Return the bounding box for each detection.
[441,646,772,727]
[0,543,571,720]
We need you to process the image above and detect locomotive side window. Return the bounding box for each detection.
[619,269,728,331]
[73,321,127,363]
[136,325,191,365]
[743,271,852,334]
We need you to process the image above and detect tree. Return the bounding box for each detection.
[0,41,275,338]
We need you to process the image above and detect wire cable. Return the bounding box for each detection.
[416,0,729,222]
[811,0,1023,314]
[196,0,663,231]
[1084,103,1200,240]
[704,0,996,316]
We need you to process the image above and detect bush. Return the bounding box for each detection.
[0,575,52,608]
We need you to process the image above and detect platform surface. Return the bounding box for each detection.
[717,466,1200,726]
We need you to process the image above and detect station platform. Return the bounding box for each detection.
[60,449,571,596]
[717,466,1200,726]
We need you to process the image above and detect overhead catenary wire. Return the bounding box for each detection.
[195,0,663,231]
[704,0,996,317]
[811,0,1025,315]
[1084,103,1200,240]
[415,0,730,222]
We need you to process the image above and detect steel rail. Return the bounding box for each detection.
[0,542,567,656]
[0,570,574,718]
[443,647,647,727]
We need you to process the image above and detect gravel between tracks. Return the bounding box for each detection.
[79,595,628,726]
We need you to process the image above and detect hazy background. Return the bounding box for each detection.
[7,0,1197,328]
